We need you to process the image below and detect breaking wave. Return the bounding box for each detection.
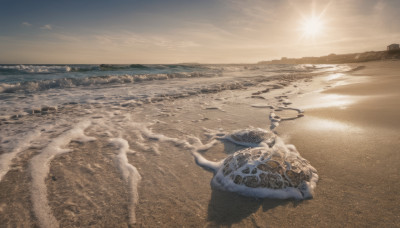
[0,65,73,74]
[0,64,207,75]
[0,72,221,93]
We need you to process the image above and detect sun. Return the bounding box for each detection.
[301,16,324,38]
[297,1,331,40]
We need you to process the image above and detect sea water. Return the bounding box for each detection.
[0,64,342,117]
[0,63,351,227]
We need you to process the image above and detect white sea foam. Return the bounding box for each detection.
[221,128,276,148]
[251,104,274,108]
[126,122,190,149]
[109,138,141,225]
[192,151,221,172]
[0,74,264,117]
[269,112,281,130]
[0,129,42,181]
[193,137,318,200]
[277,106,304,113]
[187,136,219,152]
[0,62,352,119]
[193,121,319,200]
[0,65,72,74]
[0,72,221,93]
[29,121,96,228]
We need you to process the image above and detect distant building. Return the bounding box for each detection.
[387,44,400,51]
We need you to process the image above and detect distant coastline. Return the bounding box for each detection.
[258,49,400,64]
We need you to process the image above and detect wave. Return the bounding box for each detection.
[0,72,221,93]
[70,65,101,72]
[99,64,204,71]
[0,65,72,74]
[0,64,206,75]
[0,64,351,94]
[0,64,342,76]
[99,64,139,71]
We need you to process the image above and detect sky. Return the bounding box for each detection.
[1,0,400,64]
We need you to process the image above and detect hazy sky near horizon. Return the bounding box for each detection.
[1,0,400,64]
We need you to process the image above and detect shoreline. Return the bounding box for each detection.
[277,60,400,227]
[0,61,399,227]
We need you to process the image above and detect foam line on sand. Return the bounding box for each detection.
[30,121,96,228]
[109,138,142,225]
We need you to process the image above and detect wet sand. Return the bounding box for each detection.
[0,62,399,227]
[131,61,400,227]
[278,60,400,227]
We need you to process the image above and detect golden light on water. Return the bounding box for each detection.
[300,94,360,110]
[305,117,363,132]
[325,73,344,81]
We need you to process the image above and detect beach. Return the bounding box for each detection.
[0,61,399,227]
[277,61,400,227]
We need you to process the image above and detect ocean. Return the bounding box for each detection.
[0,63,338,116]
[0,63,351,227]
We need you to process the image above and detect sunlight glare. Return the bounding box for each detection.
[301,16,323,38]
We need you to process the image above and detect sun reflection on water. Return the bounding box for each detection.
[325,73,344,81]
[302,94,360,109]
[305,117,362,132]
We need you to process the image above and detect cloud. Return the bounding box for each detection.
[374,0,385,11]
[40,24,52,30]
[51,33,81,42]
[93,32,199,50]
[22,22,31,26]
